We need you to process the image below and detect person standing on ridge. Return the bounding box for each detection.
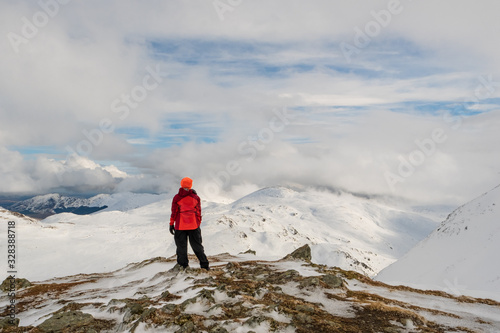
[169,177,210,270]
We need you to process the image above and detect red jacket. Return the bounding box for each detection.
[170,188,202,230]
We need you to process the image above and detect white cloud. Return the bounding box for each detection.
[0,148,128,195]
[108,109,498,205]
[0,0,499,205]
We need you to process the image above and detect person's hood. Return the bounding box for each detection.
[177,187,197,197]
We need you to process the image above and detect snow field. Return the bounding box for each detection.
[377,184,500,301]
[2,186,439,282]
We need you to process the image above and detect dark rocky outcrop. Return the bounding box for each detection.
[0,317,19,329]
[37,310,114,333]
[281,244,312,262]
[38,311,94,332]
[1,277,31,292]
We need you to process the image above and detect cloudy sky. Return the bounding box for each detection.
[0,0,499,204]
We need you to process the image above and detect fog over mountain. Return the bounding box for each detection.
[1,1,500,207]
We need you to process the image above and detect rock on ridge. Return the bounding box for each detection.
[281,244,312,262]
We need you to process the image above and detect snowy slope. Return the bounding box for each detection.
[377,184,500,301]
[1,252,499,332]
[0,187,438,282]
[202,187,438,276]
[0,207,39,279]
[0,207,38,226]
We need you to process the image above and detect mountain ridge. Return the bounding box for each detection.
[1,185,499,331]
[1,186,438,282]
[1,248,499,332]
[377,184,500,301]
[7,192,167,218]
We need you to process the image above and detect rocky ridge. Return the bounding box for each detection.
[1,245,499,332]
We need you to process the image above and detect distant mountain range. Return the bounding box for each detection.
[1,191,498,332]
[1,185,498,306]
[4,192,167,219]
[6,193,107,218]
[0,186,439,281]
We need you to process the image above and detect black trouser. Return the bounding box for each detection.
[174,227,209,269]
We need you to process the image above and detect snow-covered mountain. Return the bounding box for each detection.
[7,193,105,218]
[2,249,499,332]
[2,186,500,331]
[377,184,500,301]
[0,186,438,282]
[0,206,38,225]
[8,192,166,218]
[202,187,438,276]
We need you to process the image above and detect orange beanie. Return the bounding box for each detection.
[180,177,193,189]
